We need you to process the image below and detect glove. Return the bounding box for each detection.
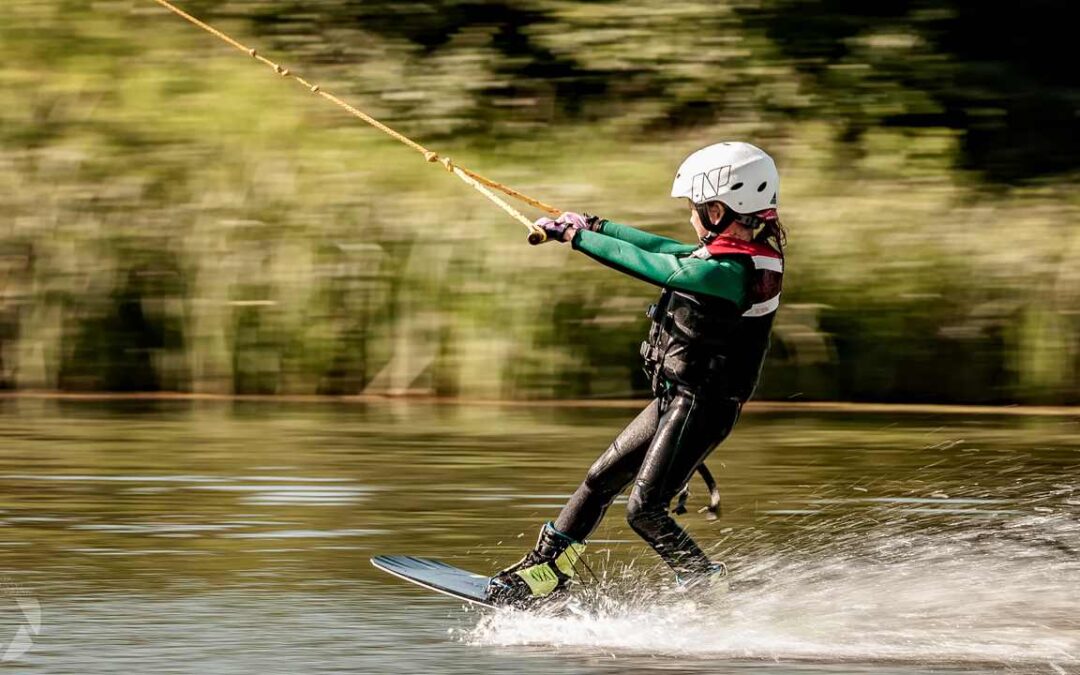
[532,212,603,243]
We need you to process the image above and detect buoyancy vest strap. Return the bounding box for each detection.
[673,463,722,520]
[704,235,782,260]
[751,255,783,273]
[744,293,781,317]
[697,463,722,520]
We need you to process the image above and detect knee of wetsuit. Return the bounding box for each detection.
[625,496,666,534]
[583,445,622,492]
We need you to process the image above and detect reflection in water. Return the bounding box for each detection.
[0,399,1077,673]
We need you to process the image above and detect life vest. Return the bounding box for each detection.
[702,235,783,317]
[640,236,783,400]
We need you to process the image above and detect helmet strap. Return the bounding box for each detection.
[698,203,738,234]
[736,209,778,237]
[697,202,778,237]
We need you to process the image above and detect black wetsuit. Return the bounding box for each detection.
[552,221,782,577]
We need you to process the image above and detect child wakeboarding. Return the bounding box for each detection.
[487,141,786,605]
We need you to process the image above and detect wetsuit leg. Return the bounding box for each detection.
[553,399,662,541]
[625,391,740,577]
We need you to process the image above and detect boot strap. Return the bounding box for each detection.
[552,542,586,578]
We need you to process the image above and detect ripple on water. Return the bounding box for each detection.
[188,483,373,505]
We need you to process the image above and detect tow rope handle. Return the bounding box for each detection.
[148,0,555,245]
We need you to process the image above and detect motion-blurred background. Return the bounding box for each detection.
[2,0,1077,404]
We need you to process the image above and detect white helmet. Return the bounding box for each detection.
[670,142,779,214]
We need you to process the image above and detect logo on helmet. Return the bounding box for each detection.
[691,166,731,202]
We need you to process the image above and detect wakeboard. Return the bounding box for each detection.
[370,555,497,608]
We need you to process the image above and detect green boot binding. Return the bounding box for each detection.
[487,522,586,606]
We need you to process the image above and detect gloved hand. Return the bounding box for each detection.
[532,212,601,243]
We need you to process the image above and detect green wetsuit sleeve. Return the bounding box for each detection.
[598,221,698,255]
[572,229,748,305]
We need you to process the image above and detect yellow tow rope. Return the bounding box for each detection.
[149,0,557,244]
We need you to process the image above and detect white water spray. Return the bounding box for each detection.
[467,486,1080,670]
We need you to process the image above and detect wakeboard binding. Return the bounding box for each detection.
[486,522,586,607]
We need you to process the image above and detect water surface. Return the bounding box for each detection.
[1,399,1077,673]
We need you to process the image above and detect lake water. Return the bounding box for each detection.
[1,399,1077,673]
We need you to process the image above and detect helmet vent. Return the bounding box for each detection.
[731,182,744,191]
[757,181,768,192]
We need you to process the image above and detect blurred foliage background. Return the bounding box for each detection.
[1,0,1077,403]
